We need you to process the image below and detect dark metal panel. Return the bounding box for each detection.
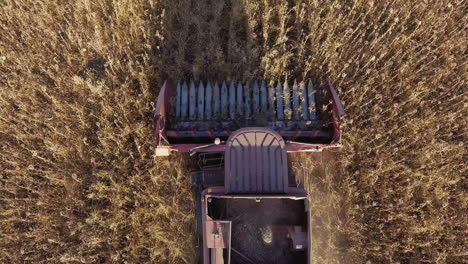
[176,81,181,118]
[181,81,188,119]
[283,80,292,120]
[244,81,251,119]
[307,79,317,121]
[221,82,228,119]
[253,81,260,113]
[165,129,330,140]
[189,80,196,120]
[205,82,212,120]
[268,81,276,116]
[300,81,309,120]
[229,82,236,120]
[292,80,300,120]
[236,82,243,116]
[213,82,220,117]
[171,120,322,131]
[276,82,284,120]
[198,81,205,120]
[260,81,268,113]
[225,128,288,194]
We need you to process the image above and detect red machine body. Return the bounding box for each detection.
[154,80,344,263]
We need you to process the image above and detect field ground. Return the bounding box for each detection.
[0,0,466,263]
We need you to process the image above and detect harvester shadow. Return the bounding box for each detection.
[157,0,261,81]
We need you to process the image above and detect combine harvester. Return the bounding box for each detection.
[154,80,344,264]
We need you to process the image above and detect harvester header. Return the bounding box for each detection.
[154,79,344,156]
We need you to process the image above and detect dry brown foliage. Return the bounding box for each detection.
[0,0,466,263]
